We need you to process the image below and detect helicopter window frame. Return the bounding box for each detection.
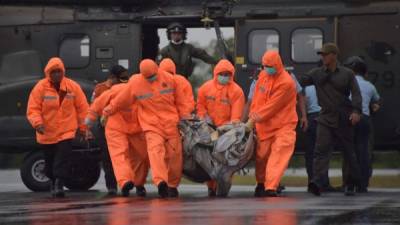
[290,28,324,63]
[247,29,280,65]
[59,34,91,69]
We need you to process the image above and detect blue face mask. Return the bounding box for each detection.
[265,67,277,76]
[146,74,157,82]
[217,75,230,85]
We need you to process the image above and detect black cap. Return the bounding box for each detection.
[344,56,367,75]
[167,22,186,32]
[166,22,187,40]
[110,65,128,80]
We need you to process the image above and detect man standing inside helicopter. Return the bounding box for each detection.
[160,22,218,78]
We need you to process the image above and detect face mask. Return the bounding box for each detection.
[171,39,183,45]
[265,67,277,76]
[146,75,157,82]
[217,75,230,85]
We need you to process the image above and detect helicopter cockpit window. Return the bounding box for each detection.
[59,35,90,68]
[248,29,279,64]
[291,28,323,63]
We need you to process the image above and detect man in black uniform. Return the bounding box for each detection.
[159,22,217,78]
[299,43,362,196]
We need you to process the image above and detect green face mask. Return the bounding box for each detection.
[265,66,277,76]
[217,75,230,85]
[146,74,157,82]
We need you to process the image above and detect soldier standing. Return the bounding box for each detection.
[160,22,217,78]
[299,43,362,196]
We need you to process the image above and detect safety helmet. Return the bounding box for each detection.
[166,22,187,40]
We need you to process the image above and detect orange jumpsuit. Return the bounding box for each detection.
[104,59,193,188]
[86,83,149,188]
[249,51,298,191]
[27,57,88,144]
[197,59,245,126]
[159,58,195,111]
[197,59,245,190]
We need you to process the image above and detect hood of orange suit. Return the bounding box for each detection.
[140,59,159,78]
[262,51,284,75]
[159,58,176,75]
[44,57,66,79]
[213,59,235,83]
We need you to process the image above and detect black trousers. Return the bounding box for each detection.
[312,122,361,187]
[354,115,371,188]
[97,126,117,190]
[304,113,330,187]
[42,139,73,181]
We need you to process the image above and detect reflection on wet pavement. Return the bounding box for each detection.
[0,188,399,225]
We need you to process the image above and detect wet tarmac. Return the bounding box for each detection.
[0,170,399,225]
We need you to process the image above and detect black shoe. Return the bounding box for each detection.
[157,181,168,198]
[121,181,134,197]
[136,186,147,197]
[168,187,179,198]
[254,183,265,197]
[308,182,321,196]
[321,185,341,193]
[265,190,278,197]
[208,188,216,197]
[107,188,118,196]
[54,179,65,198]
[344,186,355,196]
[277,184,285,194]
[356,186,368,193]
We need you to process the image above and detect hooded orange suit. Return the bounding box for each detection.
[27,57,89,144]
[159,58,195,111]
[197,59,245,126]
[86,83,149,188]
[249,51,298,191]
[103,59,193,188]
[197,59,245,190]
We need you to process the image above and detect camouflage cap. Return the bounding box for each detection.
[317,43,340,55]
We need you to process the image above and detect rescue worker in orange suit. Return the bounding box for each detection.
[159,58,195,111]
[103,59,193,198]
[90,65,129,195]
[85,83,149,197]
[246,51,298,197]
[197,59,245,197]
[27,57,89,197]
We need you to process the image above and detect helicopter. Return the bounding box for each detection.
[0,0,399,191]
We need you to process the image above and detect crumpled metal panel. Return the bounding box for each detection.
[179,119,255,197]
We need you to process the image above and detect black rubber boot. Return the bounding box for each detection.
[136,186,147,197]
[254,183,265,197]
[265,190,278,197]
[277,184,286,194]
[344,186,355,196]
[121,181,134,197]
[54,179,65,198]
[157,181,168,198]
[308,182,321,196]
[168,187,179,198]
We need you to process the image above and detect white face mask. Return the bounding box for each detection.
[171,39,184,45]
